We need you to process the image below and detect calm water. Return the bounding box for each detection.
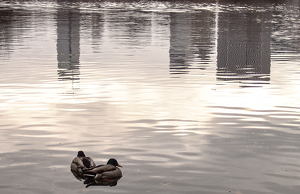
[1,0,300,193]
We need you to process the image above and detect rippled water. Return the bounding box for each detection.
[1,0,300,193]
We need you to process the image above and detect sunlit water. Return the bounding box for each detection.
[1,0,300,193]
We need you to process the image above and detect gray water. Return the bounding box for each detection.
[1,0,300,193]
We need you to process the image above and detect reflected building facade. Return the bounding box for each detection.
[57,6,80,82]
[216,4,272,85]
[272,0,300,54]
[169,12,192,75]
[191,11,216,68]
[80,11,105,53]
[0,7,32,58]
[0,8,15,58]
[104,11,152,47]
[169,11,215,76]
[90,12,104,53]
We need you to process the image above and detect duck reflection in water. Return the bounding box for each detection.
[83,176,121,188]
[71,151,122,187]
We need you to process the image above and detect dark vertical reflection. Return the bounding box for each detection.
[0,8,14,58]
[272,0,300,54]
[91,13,104,53]
[0,7,30,58]
[217,9,272,85]
[169,11,215,76]
[191,10,215,69]
[106,10,152,47]
[57,6,80,82]
[80,11,104,53]
[169,12,192,75]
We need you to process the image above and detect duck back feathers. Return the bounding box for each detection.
[83,158,122,180]
[71,151,96,172]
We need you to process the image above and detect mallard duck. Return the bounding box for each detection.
[83,158,122,180]
[71,151,96,173]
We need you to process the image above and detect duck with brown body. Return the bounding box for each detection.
[71,151,96,174]
[83,158,122,180]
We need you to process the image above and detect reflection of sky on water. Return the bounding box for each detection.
[0,0,300,145]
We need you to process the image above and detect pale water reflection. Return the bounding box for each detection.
[1,0,300,193]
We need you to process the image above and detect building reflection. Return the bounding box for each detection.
[0,7,31,58]
[168,1,288,84]
[56,6,80,82]
[105,11,152,47]
[78,11,105,53]
[272,0,300,53]
[169,11,215,75]
[0,8,14,58]
[216,9,272,85]
[90,13,104,53]
[169,12,192,75]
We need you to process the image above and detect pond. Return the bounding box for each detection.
[1,0,300,193]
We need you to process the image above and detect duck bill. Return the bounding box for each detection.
[117,164,122,167]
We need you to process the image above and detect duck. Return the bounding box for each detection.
[71,151,96,173]
[83,158,122,180]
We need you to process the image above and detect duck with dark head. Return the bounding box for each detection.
[83,158,122,180]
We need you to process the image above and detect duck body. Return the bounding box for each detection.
[84,177,120,187]
[83,158,122,180]
[71,151,96,173]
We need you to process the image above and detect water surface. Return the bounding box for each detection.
[1,0,300,193]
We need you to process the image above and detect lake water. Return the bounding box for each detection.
[1,0,300,193]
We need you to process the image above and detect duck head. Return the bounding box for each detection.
[107,158,122,167]
[78,151,86,157]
